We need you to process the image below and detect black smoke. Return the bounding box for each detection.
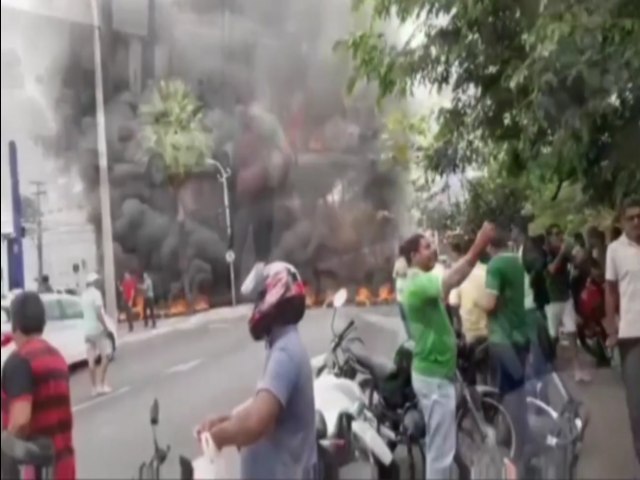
[23,0,405,306]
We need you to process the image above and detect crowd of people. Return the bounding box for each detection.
[1,196,638,480]
[393,195,640,478]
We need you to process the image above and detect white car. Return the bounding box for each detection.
[1,293,118,371]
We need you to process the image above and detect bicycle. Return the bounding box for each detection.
[454,337,517,480]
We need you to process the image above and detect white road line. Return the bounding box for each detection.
[73,386,132,412]
[164,359,203,375]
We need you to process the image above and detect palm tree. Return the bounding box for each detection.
[140,79,213,221]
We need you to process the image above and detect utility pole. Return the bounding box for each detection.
[31,181,46,283]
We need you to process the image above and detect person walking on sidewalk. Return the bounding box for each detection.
[141,272,156,329]
[400,223,496,480]
[81,273,112,396]
[605,196,640,469]
[122,272,137,332]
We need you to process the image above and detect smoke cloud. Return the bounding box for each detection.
[2,0,405,305]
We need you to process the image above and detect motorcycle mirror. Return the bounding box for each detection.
[150,399,159,426]
[333,288,348,308]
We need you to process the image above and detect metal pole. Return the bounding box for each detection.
[31,181,46,283]
[208,159,236,306]
[221,175,236,306]
[8,141,24,290]
[90,0,118,320]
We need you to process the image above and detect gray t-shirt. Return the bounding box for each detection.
[241,325,317,479]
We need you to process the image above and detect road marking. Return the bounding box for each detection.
[73,386,132,412]
[164,359,203,375]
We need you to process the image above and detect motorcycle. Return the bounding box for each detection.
[350,333,517,480]
[314,288,396,480]
[136,398,195,480]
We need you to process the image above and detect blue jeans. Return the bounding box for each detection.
[412,372,456,480]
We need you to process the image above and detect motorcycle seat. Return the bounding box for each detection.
[0,433,55,467]
[349,349,396,382]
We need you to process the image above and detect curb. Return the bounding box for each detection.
[119,304,252,346]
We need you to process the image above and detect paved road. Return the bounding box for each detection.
[69,306,637,479]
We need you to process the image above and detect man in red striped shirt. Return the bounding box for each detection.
[1,291,76,480]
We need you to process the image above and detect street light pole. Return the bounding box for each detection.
[90,0,118,319]
[206,158,236,306]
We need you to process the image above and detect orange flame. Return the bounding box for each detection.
[355,287,374,307]
[377,283,395,304]
[193,296,211,312]
[168,298,190,316]
[133,295,144,317]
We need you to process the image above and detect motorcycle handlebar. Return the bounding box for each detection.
[332,319,356,352]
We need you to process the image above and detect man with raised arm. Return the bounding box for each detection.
[400,223,496,480]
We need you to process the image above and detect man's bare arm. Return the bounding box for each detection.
[605,281,619,336]
[8,401,32,437]
[211,391,281,449]
[442,224,494,300]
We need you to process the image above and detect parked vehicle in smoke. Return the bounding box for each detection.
[0,293,117,373]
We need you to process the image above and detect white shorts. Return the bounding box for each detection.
[85,331,109,356]
[545,300,577,337]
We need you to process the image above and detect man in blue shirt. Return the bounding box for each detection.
[198,263,316,479]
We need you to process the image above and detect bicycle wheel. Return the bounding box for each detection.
[470,446,515,480]
[457,396,516,471]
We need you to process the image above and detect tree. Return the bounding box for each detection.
[141,79,214,222]
[340,0,640,208]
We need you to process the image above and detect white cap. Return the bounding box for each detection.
[86,272,100,284]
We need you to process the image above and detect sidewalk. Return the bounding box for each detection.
[116,304,252,345]
[352,308,638,478]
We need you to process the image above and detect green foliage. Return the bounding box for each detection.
[141,80,212,181]
[341,0,640,207]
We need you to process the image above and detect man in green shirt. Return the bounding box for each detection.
[401,223,495,480]
[479,225,531,470]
